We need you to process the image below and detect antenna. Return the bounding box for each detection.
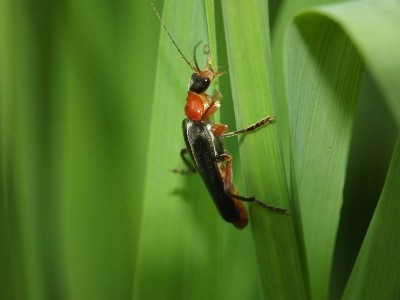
[193,41,203,72]
[151,3,199,72]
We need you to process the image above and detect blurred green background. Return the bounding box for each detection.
[1,0,161,299]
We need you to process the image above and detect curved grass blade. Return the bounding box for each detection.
[343,137,400,299]
[221,0,310,298]
[286,0,400,298]
[286,12,364,300]
[316,0,400,127]
[306,1,400,298]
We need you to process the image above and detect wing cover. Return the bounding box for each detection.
[183,119,240,223]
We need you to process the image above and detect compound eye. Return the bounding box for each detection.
[189,74,211,93]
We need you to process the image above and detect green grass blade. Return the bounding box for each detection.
[305,1,400,298]
[316,0,400,127]
[221,0,309,298]
[204,0,221,124]
[271,0,341,176]
[286,0,400,298]
[285,10,364,300]
[0,2,26,299]
[133,2,210,297]
[134,1,261,299]
[343,137,400,299]
[330,72,398,299]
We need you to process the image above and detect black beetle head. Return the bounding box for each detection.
[188,73,211,93]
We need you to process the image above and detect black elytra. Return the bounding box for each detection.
[183,118,242,224]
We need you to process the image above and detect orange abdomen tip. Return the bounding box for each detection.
[185,92,204,121]
[233,200,249,229]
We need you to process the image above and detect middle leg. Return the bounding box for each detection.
[171,148,197,175]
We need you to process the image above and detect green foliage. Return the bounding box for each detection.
[1,0,399,299]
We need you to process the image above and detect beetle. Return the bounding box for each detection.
[153,4,289,228]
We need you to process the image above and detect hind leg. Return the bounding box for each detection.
[217,152,289,215]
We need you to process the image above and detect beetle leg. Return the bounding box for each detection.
[202,90,223,121]
[212,123,228,138]
[202,100,220,120]
[211,90,222,102]
[220,116,276,139]
[171,148,197,175]
[217,153,233,192]
[229,193,290,215]
[218,152,289,215]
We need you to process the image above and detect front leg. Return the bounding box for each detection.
[202,90,223,120]
[220,116,276,139]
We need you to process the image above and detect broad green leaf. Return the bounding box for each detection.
[221,0,309,298]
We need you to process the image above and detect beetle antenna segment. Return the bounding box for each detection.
[151,3,199,72]
[193,41,203,72]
